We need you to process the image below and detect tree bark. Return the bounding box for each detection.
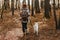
[31,0,34,16]
[58,0,59,8]
[16,0,17,9]
[7,0,10,9]
[53,0,58,29]
[41,1,44,8]
[59,15,60,27]
[11,0,14,15]
[18,0,20,11]
[44,0,50,19]
[4,0,7,10]
[1,2,5,19]
[28,0,30,11]
[34,0,40,13]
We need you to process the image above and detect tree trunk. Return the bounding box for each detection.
[16,0,17,9]
[31,0,34,16]
[7,0,10,9]
[41,0,45,9]
[4,0,9,10]
[44,0,50,19]
[34,0,40,13]
[57,13,60,29]
[59,15,60,27]
[53,0,58,29]
[1,2,5,19]
[23,0,26,3]
[57,11,60,29]
[28,0,30,11]
[11,0,14,15]
[18,0,20,11]
[58,0,59,8]
[4,0,7,10]
[41,1,44,8]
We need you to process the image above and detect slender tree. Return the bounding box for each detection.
[44,0,50,19]
[11,0,14,15]
[31,0,34,16]
[18,0,20,11]
[58,0,59,8]
[7,0,10,9]
[0,1,1,9]
[59,14,60,27]
[3,0,9,10]
[4,0,7,10]
[58,13,60,29]
[34,0,40,13]
[57,0,60,29]
[41,0,44,9]
[53,0,58,29]
[28,0,30,11]
[16,0,18,9]
[1,1,5,19]
[57,11,60,29]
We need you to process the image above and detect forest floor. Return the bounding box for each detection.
[0,9,60,40]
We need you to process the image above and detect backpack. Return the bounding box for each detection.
[21,10,28,21]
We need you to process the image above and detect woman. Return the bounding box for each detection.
[20,3,30,35]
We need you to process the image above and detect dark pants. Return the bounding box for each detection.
[22,23,27,33]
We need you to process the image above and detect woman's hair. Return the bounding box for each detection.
[22,3,27,8]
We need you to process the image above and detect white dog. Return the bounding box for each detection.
[33,22,39,35]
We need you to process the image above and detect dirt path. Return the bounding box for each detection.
[0,10,60,40]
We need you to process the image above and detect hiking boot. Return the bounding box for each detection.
[25,29,29,35]
[23,32,26,36]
